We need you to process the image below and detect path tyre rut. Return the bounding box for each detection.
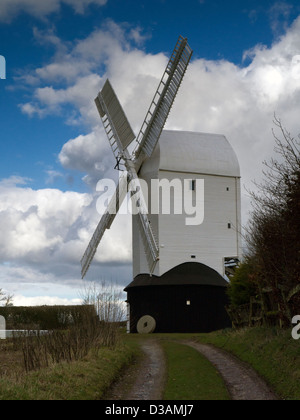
[183,341,278,400]
[105,339,166,400]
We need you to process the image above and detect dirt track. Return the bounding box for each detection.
[105,339,278,401]
[105,339,166,400]
[184,341,278,400]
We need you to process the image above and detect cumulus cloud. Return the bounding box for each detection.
[20,74,103,124]
[6,17,300,301]
[20,22,164,127]
[0,175,132,300]
[18,16,300,231]
[58,128,115,187]
[0,0,107,23]
[167,16,300,192]
[0,176,92,263]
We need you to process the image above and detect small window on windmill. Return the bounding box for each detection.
[186,300,191,306]
[190,180,196,191]
[224,257,240,278]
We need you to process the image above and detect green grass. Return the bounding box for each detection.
[161,341,230,400]
[0,327,298,400]
[196,327,300,400]
[0,343,139,400]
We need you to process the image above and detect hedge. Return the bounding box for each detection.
[0,305,97,330]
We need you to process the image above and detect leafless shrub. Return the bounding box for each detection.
[17,307,102,372]
[80,280,126,348]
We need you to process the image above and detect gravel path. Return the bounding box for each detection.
[105,338,278,401]
[105,339,166,400]
[183,341,278,400]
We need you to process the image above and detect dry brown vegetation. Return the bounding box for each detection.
[0,320,122,378]
[0,339,24,379]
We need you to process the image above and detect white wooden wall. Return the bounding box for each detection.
[133,169,242,278]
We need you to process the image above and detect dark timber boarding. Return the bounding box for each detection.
[125,262,231,333]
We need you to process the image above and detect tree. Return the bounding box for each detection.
[0,288,13,307]
[245,116,300,325]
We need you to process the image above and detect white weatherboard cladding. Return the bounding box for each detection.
[132,130,242,278]
[157,171,241,276]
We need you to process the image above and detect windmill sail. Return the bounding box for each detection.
[95,79,136,164]
[81,36,192,278]
[81,173,128,278]
[127,171,159,274]
[134,36,193,162]
[81,169,159,278]
[136,211,159,274]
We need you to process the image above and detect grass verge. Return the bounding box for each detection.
[197,327,300,400]
[161,340,230,400]
[0,343,138,400]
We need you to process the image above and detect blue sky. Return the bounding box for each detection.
[0,0,300,305]
[1,0,299,191]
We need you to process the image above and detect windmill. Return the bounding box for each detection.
[81,36,193,279]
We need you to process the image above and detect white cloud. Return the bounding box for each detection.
[0,175,132,302]
[18,16,300,230]
[21,74,102,123]
[167,17,300,192]
[0,176,92,262]
[0,0,107,23]
[268,1,293,36]
[0,0,60,22]
[12,295,82,306]
[59,129,111,176]
[6,17,300,302]
[20,23,160,127]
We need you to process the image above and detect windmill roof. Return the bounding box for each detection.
[141,130,240,177]
[124,262,228,290]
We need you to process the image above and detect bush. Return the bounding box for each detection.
[227,261,257,307]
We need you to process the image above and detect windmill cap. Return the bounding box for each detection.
[140,130,241,178]
[124,262,228,290]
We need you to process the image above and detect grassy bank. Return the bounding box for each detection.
[0,342,139,400]
[197,327,300,400]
